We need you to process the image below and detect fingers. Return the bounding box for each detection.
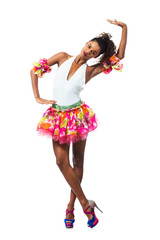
[45,102,55,104]
[41,100,57,105]
[106,19,113,23]
[106,19,118,25]
[106,18,126,27]
[47,100,57,104]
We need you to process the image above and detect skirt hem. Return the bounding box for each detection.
[36,124,98,145]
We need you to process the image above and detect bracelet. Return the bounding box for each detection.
[32,58,52,78]
[102,54,123,74]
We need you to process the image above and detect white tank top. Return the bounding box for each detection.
[53,56,87,106]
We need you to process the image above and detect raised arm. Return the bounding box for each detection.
[86,19,127,82]
[107,19,127,59]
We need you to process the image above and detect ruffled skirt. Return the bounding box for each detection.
[36,100,98,145]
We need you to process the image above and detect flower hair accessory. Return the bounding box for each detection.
[102,54,123,74]
[32,58,52,78]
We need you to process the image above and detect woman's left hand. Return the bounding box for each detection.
[106,19,127,28]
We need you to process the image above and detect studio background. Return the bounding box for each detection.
[0,0,160,239]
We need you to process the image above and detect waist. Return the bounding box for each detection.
[51,99,82,111]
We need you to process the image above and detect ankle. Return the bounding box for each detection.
[81,200,90,211]
[67,202,75,210]
[82,200,94,220]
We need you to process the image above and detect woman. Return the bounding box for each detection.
[30,19,127,228]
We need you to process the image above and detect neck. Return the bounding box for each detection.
[74,54,87,64]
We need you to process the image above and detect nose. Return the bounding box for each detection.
[85,50,91,56]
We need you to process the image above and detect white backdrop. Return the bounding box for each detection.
[0,0,160,239]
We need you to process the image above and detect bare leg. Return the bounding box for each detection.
[66,139,86,220]
[52,139,93,220]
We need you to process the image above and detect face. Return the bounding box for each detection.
[80,41,101,60]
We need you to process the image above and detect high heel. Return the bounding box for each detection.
[84,200,103,228]
[64,208,75,228]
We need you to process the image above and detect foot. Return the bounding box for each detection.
[83,201,94,221]
[65,204,75,220]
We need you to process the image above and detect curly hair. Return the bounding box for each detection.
[89,32,117,64]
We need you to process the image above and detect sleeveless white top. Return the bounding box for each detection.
[53,56,87,106]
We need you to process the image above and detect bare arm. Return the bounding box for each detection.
[46,51,68,66]
[30,69,40,99]
[30,69,57,104]
[86,19,127,82]
[30,52,68,104]
[107,19,127,59]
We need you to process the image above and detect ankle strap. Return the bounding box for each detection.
[66,208,75,217]
[84,205,94,215]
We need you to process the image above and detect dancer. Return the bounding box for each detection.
[30,19,127,228]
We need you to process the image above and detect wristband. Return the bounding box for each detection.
[102,54,123,74]
[32,58,52,78]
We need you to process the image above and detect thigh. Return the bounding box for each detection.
[52,139,70,160]
[72,138,87,160]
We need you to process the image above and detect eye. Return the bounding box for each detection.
[88,44,96,55]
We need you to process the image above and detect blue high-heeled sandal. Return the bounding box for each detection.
[64,208,75,228]
[84,200,103,228]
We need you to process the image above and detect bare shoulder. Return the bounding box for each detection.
[86,63,103,84]
[47,52,73,67]
[58,52,73,67]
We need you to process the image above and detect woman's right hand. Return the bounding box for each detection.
[35,97,57,105]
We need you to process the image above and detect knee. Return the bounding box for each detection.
[56,157,69,169]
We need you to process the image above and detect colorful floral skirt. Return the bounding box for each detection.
[36,99,99,145]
